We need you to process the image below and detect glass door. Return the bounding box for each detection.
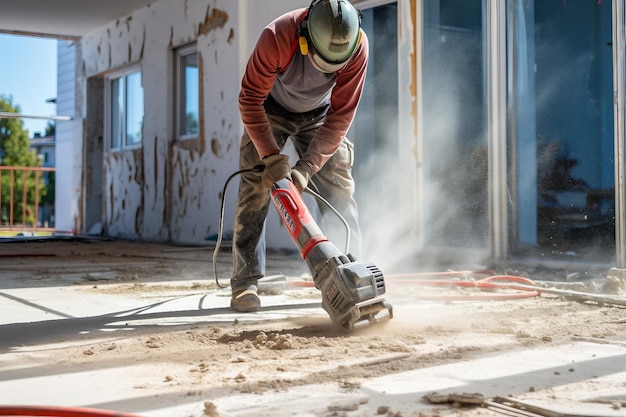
[422,0,489,249]
[508,0,615,262]
[351,2,401,265]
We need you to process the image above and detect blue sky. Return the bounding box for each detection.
[0,34,57,137]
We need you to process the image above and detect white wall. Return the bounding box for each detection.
[66,0,239,243]
[55,40,82,234]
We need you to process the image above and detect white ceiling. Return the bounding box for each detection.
[0,0,155,40]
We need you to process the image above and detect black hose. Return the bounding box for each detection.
[212,166,264,288]
[302,187,351,253]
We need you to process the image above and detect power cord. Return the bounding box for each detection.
[213,165,264,288]
[212,166,351,289]
[301,186,351,252]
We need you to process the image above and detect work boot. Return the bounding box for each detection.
[231,285,261,312]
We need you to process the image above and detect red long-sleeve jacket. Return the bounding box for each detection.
[238,8,369,173]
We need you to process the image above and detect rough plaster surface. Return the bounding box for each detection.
[79,0,241,243]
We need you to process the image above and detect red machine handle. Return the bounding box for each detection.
[271,179,327,259]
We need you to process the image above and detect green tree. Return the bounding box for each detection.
[0,95,48,226]
[45,121,55,137]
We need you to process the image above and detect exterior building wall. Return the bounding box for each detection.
[30,137,55,167]
[74,0,241,243]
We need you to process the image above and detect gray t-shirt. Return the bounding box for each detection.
[269,51,335,113]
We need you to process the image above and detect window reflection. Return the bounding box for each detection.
[108,69,143,150]
[110,78,123,150]
[422,0,488,247]
[177,46,199,139]
[125,71,143,147]
[182,53,199,136]
[509,0,614,261]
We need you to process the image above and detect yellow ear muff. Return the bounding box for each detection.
[299,36,309,55]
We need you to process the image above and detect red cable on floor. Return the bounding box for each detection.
[284,271,541,301]
[0,405,144,417]
[385,273,541,301]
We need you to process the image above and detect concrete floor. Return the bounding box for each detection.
[1,238,626,417]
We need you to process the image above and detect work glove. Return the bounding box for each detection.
[261,153,291,188]
[291,160,314,193]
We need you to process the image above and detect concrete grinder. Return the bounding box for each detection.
[270,178,393,332]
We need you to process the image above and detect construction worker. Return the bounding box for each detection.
[231,0,368,312]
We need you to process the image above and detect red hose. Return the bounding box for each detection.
[0,405,144,417]
[385,273,540,301]
[386,270,495,279]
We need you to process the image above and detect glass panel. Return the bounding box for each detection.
[180,51,199,137]
[350,3,399,258]
[125,71,144,147]
[422,0,488,247]
[508,0,614,262]
[110,77,123,150]
[353,3,399,175]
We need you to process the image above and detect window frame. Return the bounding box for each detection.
[174,43,200,141]
[105,65,144,152]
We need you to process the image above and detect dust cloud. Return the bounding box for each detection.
[356,35,487,275]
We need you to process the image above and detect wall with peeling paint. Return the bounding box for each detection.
[71,0,239,244]
[166,1,241,243]
[67,0,319,247]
